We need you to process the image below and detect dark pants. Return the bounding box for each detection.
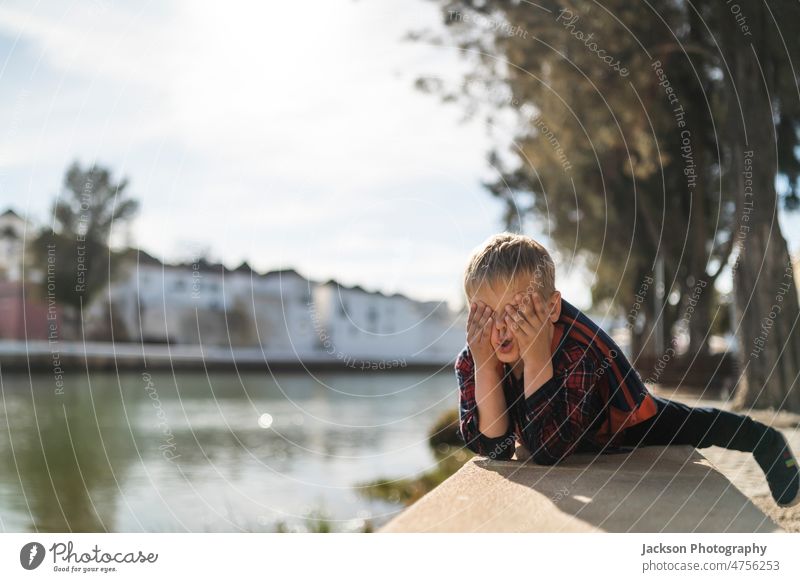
[619,395,771,452]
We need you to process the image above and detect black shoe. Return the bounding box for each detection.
[753,428,799,507]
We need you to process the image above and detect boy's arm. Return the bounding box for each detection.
[455,346,516,461]
[520,348,603,465]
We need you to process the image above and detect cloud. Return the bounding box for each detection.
[0,0,519,309]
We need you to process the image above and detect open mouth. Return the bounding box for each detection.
[497,338,514,353]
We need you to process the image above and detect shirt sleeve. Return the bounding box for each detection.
[520,347,603,465]
[455,345,516,461]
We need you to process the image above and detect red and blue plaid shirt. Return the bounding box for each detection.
[456,298,659,463]
[456,337,610,464]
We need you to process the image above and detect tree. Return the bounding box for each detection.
[416,1,800,410]
[711,0,800,411]
[29,162,139,338]
[415,0,734,362]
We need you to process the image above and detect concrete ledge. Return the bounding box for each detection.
[379,446,782,532]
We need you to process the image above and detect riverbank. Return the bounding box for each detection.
[0,340,451,372]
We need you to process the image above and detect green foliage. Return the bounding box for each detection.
[27,161,139,317]
[358,447,472,506]
[427,407,462,448]
[272,509,375,533]
[414,0,800,358]
[357,408,472,506]
[54,162,139,243]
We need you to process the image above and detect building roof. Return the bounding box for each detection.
[118,248,316,281]
[109,247,449,309]
[319,278,413,302]
[263,267,306,279]
[234,261,256,274]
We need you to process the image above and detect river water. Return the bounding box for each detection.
[0,367,457,532]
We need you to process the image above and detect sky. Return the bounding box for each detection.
[1,0,798,313]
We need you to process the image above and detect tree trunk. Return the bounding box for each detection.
[719,2,800,412]
[733,224,800,411]
[630,264,660,361]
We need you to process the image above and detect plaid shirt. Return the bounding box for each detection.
[456,337,610,464]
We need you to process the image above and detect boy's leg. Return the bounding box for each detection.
[620,395,765,451]
[619,395,799,506]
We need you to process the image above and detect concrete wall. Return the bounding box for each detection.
[379,446,782,533]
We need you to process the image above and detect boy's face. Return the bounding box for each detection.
[469,274,561,364]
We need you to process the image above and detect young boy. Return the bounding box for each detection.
[456,232,800,507]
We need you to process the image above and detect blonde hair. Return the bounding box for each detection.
[463,232,556,300]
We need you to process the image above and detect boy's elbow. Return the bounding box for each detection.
[462,436,483,457]
[461,428,516,461]
[485,440,515,461]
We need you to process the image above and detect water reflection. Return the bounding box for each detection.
[0,368,456,532]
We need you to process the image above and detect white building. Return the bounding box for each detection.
[0,209,31,282]
[89,249,467,364]
[91,250,244,345]
[309,280,466,364]
[0,207,484,363]
[232,266,319,354]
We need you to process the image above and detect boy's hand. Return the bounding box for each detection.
[504,291,555,393]
[467,300,499,367]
